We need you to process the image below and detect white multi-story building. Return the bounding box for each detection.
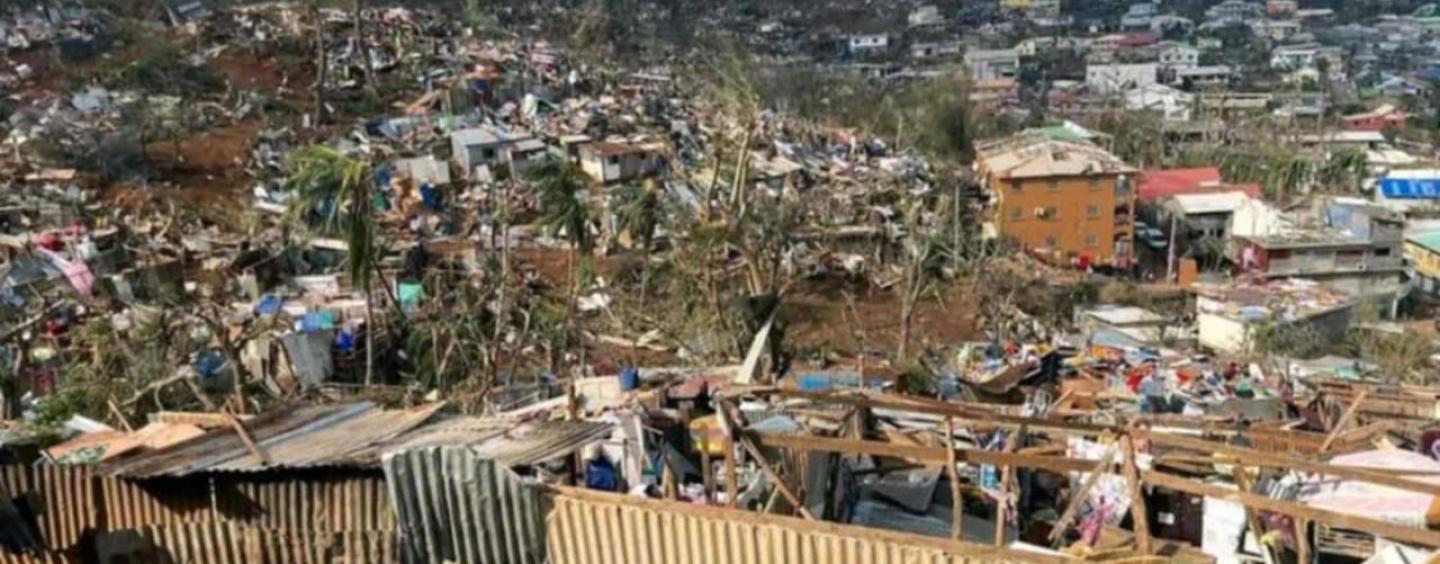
[1087,63,1160,95]
[847,34,890,52]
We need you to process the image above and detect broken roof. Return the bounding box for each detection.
[93,402,612,478]
[582,142,649,157]
[1138,167,1261,203]
[1166,190,1255,215]
[978,138,1135,179]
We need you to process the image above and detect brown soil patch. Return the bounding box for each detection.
[214,50,287,91]
[784,280,984,361]
[101,120,260,227]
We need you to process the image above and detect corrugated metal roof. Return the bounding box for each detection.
[979,139,1135,179]
[386,419,613,467]
[98,402,443,478]
[94,402,610,478]
[383,447,546,564]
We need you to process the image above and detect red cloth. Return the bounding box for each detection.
[36,232,62,251]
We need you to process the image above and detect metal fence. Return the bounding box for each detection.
[545,488,1061,564]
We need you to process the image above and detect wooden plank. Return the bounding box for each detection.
[994,426,1024,548]
[1142,470,1440,548]
[1048,446,1118,543]
[1140,430,1440,497]
[225,412,268,466]
[766,389,1117,437]
[1296,518,1310,564]
[736,435,816,520]
[721,402,739,509]
[1233,469,1277,564]
[1122,435,1151,555]
[701,450,714,502]
[749,433,1099,474]
[1318,390,1367,454]
[944,417,962,541]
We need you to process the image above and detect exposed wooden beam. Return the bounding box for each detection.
[736,435,815,520]
[1318,390,1367,454]
[944,417,963,541]
[749,432,1100,474]
[1049,447,1118,543]
[225,411,267,466]
[1140,431,1440,497]
[1122,435,1151,555]
[1143,470,1440,548]
[994,425,1025,548]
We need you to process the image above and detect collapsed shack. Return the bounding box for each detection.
[13,355,1440,562]
[0,401,613,563]
[695,386,1440,562]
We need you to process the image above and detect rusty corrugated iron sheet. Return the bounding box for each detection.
[0,552,80,564]
[383,447,547,564]
[98,402,444,478]
[0,464,394,552]
[546,488,1064,564]
[0,477,43,556]
[214,474,394,532]
[386,419,613,466]
[99,475,213,531]
[0,466,94,552]
[96,523,397,564]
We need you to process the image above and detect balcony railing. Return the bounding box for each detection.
[1264,255,1404,276]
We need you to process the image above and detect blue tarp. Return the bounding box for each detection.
[1379,175,1440,199]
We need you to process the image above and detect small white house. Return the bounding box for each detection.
[1125,83,1194,122]
[964,48,1020,81]
[577,142,661,185]
[449,127,540,177]
[847,35,890,52]
[1086,63,1159,95]
[908,5,945,27]
[391,155,452,187]
[1157,43,1199,69]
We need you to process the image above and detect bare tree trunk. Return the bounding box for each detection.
[313,5,328,125]
[365,278,375,386]
[897,256,926,363]
[354,0,377,100]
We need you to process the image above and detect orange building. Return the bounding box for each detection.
[977,138,1138,266]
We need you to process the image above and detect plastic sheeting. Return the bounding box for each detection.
[1300,449,1440,528]
[382,447,546,564]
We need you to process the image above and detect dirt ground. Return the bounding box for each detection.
[103,120,261,225]
[212,50,288,91]
[784,280,984,361]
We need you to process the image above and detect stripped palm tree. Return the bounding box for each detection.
[1318,149,1369,194]
[528,159,593,370]
[613,178,662,307]
[285,145,380,386]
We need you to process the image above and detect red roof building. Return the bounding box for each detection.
[1138,167,1262,204]
[1340,104,1406,132]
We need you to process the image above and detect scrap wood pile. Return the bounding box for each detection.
[690,383,1440,562]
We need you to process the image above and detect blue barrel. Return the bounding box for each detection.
[619,367,640,391]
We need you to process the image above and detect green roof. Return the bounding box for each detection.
[1408,231,1440,252]
[1020,121,1110,143]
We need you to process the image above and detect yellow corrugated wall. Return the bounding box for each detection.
[545,489,1062,564]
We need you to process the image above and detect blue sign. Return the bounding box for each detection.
[1380,176,1440,199]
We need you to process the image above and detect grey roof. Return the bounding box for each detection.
[94,402,612,478]
[384,447,547,563]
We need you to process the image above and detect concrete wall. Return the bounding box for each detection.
[1198,312,1250,354]
[989,173,1132,263]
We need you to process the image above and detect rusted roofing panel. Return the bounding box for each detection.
[210,403,444,473]
[97,402,443,478]
[387,418,613,466]
[94,403,601,478]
